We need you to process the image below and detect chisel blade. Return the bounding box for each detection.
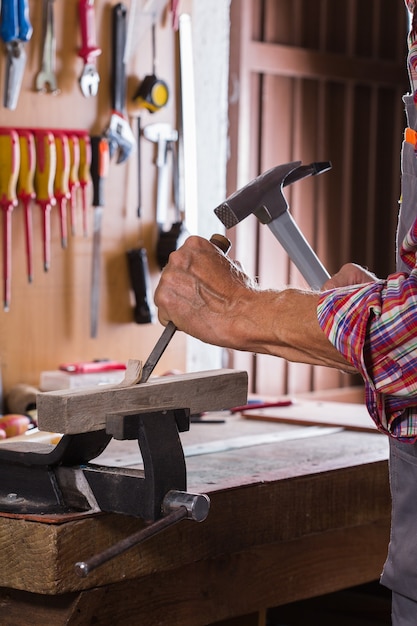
[139,321,176,384]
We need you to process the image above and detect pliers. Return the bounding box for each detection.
[0,0,33,110]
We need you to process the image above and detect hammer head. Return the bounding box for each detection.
[106,112,137,164]
[214,161,331,228]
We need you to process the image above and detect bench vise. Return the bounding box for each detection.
[0,368,248,575]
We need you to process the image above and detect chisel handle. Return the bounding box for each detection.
[139,233,231,383]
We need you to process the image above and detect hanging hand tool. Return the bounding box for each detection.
[78,0,101,97]
[53,132,70,249]
[90,135,110,338]
[105,2,136,164]
[140,233,231,384]
[126,117,155,324]
[68,134,80,236]
[0,129,20,311]
[16,129,36,283]
[0,0,33,110]
[34,130,56,272]
[132,18,169,113]
[143,122,180,269]
[78,133,92,237]
[35,0,59,94]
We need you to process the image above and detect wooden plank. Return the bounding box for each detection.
[242,399,377,433]
[37,370,248,434]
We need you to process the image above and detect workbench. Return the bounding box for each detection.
[0,404,390,626]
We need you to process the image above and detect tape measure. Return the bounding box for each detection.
[133,74,169,113]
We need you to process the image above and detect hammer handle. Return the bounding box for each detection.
[268,211,330,290]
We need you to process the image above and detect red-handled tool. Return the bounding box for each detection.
[16,129,36,283]
[59,360,126,373]
[78,0,101,97]
[34,130,57,272]
[54,131,71,248]
[0,128,20,310]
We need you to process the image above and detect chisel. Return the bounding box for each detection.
[0,128,20,311]
[90,135,109,338]
[139,233,231,384]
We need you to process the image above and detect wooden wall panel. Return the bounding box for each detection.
[0,0,184,394]
[228,0,408,396]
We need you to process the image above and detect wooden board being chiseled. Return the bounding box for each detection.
[242,399,378,433]
[37,369,248,435]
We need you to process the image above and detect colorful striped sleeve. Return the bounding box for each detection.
[317,270,417,440]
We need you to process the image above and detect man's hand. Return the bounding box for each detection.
[322,263,378,289]
[154,236,356,372]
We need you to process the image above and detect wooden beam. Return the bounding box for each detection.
[248,41,405,86]
[37,370,248,434]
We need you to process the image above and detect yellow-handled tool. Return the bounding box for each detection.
[54,132,70,248]
[34,130,57,272]
[17,130,36,283]
[68,134,80,236]
[78,133,91,237]
[0,129,20,311]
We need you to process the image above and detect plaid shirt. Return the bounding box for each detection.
[317,218,417,441]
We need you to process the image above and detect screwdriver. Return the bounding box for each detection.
[34,130,57,272]
[16,130,36,283]
[54,132,70,248]
[0,129,20,311]
[68,134,80,236]
[78,133,92,237]
[90,135,110,338]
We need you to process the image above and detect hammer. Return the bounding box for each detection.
[214,161,331,290]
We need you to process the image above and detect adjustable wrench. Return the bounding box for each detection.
[105,3,135,163]
[35,0,59,94]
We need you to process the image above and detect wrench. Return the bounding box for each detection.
[35,0,59,94]
[105,3,135,164]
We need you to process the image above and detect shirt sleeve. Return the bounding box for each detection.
[317,271,417,439]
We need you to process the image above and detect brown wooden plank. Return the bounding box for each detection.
[37,370,248,434]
